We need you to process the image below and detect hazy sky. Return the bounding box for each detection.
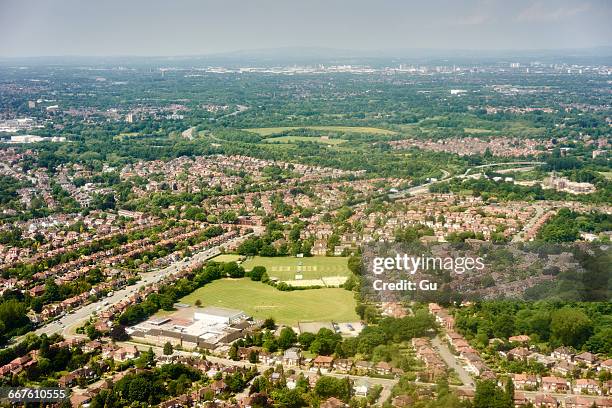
[0,0,610,57]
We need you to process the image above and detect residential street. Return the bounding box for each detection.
[431,336,475,388]
[122,341,398,404]
[20,234,251,341]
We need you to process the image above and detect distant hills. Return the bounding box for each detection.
[1,46,611,66]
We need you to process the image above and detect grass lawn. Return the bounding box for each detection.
[263,135,346,145]
[463,128,493,134]
[242,256,350,281]
[600,171,612,180]
[245,126,397,136]
[210,254,242,263]
[179,279,359,325]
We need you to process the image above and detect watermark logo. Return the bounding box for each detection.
[360,242,610,303]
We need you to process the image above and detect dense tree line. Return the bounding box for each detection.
[455,300,611,354]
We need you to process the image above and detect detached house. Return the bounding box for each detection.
[320,397,347,408]
[333,359,353,372]
[511,373,538,390]
[507,347,531,361]
[282,348,302,367]
[354,361,372,375]
[541,376,569,393]
[552,347,574,363]
[573,379,601,395]
[599,359,612,372]
[112,345,140,362]
[312,355,334,372]
[375,361,392,375]
[534,394,559,408]
[508,335,530,344]
[575,352,598,367]
[553,360,577,377]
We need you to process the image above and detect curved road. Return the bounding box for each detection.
[390,161,545,199]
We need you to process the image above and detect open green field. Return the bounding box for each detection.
[242,256,350,281]
[463,128,493,134]
[600,171,612,180]
[245,126,397,136]
[210,254,242,263]
[263,135,346,145]
[178,279,359,325]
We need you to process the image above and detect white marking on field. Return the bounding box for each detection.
[284,279,325,287]
[322,276,348,287]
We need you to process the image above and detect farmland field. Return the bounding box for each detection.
[242,256,350,283]
[178,278,359,325]
[245,126,397,136]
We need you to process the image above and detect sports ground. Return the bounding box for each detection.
[241,256,350,287]
[178,278,359,325]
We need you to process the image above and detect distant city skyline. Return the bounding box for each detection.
[0,0,611,57]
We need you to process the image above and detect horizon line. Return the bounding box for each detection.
[1,45,612,60]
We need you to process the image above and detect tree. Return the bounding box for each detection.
[220,211,237,223]
[238,238,261,256]
[263,335,278,353]
[314,376,352,401]
[505,377,515,406]
[259,244,277,257]
[0,300,30,334]
[223,262,245,278]
[271,388,304,408]
[586,328,612,354]
[474,380,510,408]
[278,327,297,350]
[109,325,129,341]
[248,350,259,364]
[163,342,173,356]
[550,308,593,348]
[30,297,44,313]
[493,313,515,339]
[262,318,276,330]
[298,332,316,349]
[145,347,156,368]
[86,324,101,340]
[347,255,361,275]
[229,343,239,361]
[249,266,266,281]
[127,376,153,402]
[309,328,342,356]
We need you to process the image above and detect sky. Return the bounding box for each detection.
[0,0,610,57]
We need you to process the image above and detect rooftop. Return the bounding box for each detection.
[197,306,245,318]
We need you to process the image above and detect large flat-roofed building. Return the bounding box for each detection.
[194,307,248,325]
[128,306,253,351]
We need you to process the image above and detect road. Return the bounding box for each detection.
[121,341,398,404]
[511,205,546,243]
[389,161,549,242]
[27,234,250,340]
[389,169,450,199]
[462,161,545,177]
[431,336,474,388]
[391,161,545,199]
[220,105,249,118]
[105,340,604,406]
